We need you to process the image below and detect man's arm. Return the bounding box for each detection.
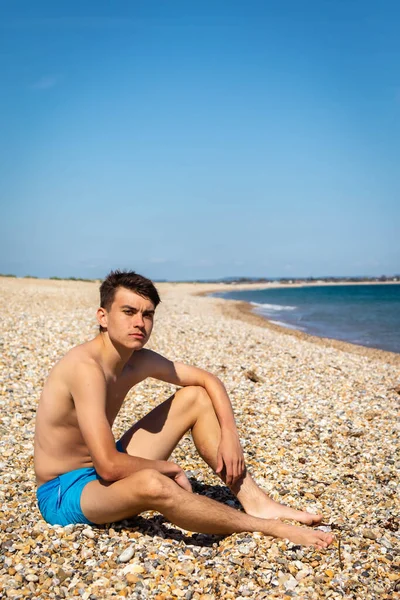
[70,362,190,487]
[138,350,245,484]
[140,350,237,430]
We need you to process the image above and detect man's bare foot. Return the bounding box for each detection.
[271,520,334,548]
[242,494,323,525]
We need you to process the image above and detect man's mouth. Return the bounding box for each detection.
[129,333,145,339]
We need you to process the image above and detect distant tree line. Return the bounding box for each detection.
[0,274,399,283]
[49,276,94,282]
[0,274,95,282]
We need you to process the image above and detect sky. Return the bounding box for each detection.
[1,1,399,280]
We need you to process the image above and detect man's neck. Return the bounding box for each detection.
[95,333,134,378]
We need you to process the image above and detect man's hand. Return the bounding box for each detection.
[160,460,193,493]
[173,469,193,492]
[216,429,245,486]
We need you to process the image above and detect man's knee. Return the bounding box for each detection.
[133,469,175,506]
[177,385,213,413]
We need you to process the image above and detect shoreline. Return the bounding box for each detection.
[1,276,399,288]
[2,277,398,365]
[193,285,400,366]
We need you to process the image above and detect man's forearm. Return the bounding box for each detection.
[98,452,180,483]
[203,375,238,433]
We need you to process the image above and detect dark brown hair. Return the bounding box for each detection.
[99,270,160,329]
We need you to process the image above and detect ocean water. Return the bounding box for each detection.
[211,284,400,354]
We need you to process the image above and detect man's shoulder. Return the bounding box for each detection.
[126,349,177,384]
[59,339,96,363]
[125,349,170,378]
[127,348,169,368]
[128,348,151,361]
[52,341,104,382]
[125,348,150,373]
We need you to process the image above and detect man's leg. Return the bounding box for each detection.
[80,468,333,548]
[118,386,323,525]
[81,387,332,546]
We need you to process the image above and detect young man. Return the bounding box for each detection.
[34,270,333,548]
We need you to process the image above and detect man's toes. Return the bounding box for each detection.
[303,512,322,525]
[317,531,333,545]
[314,514,323,523]
[309,533,330,549]
[309,513,323,524]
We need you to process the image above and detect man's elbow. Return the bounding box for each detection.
[93,455,118,482]
[97,466,115,482]
[204,372,224,388]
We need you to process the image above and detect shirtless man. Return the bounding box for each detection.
[34,270,333,548]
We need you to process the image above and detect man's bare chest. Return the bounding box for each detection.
[105,369,145,424]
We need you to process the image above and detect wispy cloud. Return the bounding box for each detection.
[31,76,58,90]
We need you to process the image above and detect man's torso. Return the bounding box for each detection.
[34,342,147,486]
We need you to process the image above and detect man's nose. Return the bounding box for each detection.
[134,313,145,327]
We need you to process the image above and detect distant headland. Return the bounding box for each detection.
[0,273,399,284]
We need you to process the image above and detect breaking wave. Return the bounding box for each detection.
[251,302,297,311]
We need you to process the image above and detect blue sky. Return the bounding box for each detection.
[1,1,399,280]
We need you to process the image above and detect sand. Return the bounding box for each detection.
[0,277,399,599]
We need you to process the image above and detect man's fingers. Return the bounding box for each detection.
[175,472,192,492]
[221,457,245,486]
[217,450,246,485]
[229,461,236,486]
[231,464,237,483]
[224,463,231,485]
[233,459,240,480]
[179,480,192,492]
[231,462,236,483]
[231,459,245,484]
[235,463,241,484]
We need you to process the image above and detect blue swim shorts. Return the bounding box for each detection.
[36,439,125,526]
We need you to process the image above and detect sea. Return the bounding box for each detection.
[211,283,400,354]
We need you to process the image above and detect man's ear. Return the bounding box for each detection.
[97,307,108,330]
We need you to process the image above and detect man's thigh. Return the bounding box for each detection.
[118,387,201,461]
[80,470,155,525]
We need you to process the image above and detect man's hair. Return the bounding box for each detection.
[100,269,161,312]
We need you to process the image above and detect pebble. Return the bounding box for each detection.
[279,573,298,590]
[363,529,378,540]
[118,546,136,563]
[82,528,95,539]
[1,277,399,600]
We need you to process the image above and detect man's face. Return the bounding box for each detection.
[98,287,155,350]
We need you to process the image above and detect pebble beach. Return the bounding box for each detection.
[1,277,399,599]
